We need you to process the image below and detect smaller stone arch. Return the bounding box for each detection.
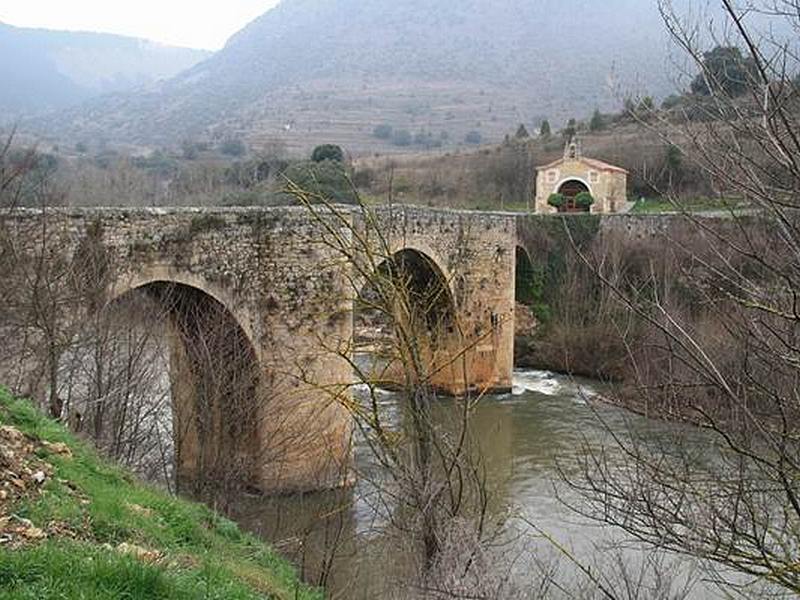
[355,247,463,394]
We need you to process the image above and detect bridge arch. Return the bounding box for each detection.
[355,247,463,393]
[105,278,262,497]
[109,268,258,356]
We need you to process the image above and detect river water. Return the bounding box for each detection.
[230,369,785,599]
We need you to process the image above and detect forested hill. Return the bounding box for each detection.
[0,23,210,117]
[30,0,680,152]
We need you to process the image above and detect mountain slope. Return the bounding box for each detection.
[0,23,210,116]
[31,0,680,152]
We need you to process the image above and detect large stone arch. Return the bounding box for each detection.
[107,277,262,497]
[109,267,258,356]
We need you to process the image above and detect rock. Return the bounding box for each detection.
[31,471,46,485]
[0,490,7,500]
[42,441,72,458]
[0,447,15,466]
[12,516,33,529]
[0,426,25,445]
[22,527,46,540]
[127,503,154,517]
[9,478,26,490]
[117,542,163,564]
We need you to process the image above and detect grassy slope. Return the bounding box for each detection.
[0,388,321,600]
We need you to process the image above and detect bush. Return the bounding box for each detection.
[373,124,393,140]
[465,131,483,145]
[219,138,247,157]
[547,193,566,209]
[311,144,344,163]
[574,191,595,209]
[281,160,357,204]
[392,129,412,147]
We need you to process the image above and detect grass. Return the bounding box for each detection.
[629,196,748,214]
[0,388,322,600]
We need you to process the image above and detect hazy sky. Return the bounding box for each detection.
[0,0,280,50]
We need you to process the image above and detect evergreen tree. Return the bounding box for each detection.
[589,109,605,132]
[539,119,551,139]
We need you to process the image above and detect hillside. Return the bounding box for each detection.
[0,23,209,118]
[0,388,319,600]
[30,0,680,154]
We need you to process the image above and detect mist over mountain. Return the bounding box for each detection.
[0,23,210,118]
[29,0,688,153]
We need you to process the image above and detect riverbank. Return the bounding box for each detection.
[0,387,320,600]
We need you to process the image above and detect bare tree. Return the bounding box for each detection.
[558,2,800,596]
[281,177,508,597]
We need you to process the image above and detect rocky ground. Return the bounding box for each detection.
[0,424,74,548]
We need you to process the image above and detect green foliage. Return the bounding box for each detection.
[517,215,602,325]
[392,129,412,147]
[547,193,566,208]
[539,119,551,139]
[574,191,595,208]
[0,389,321,600]
[661,94,683,110]
[562,118,577,140]
[589,109,605,132]
[219,138,247,157]
[133,150,178,177]
[665,145,683,177]
[311,144,344,163]
[281,160,357,204]
[373,124,393,139]
[691,45,757,97]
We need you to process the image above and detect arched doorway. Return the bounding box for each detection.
[556,179,591,213]
[69,281,261,498]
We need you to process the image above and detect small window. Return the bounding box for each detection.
[547,170,558,183]
[589,171,599,184]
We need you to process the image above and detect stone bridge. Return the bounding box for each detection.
[1,205,684,494]
[0,205,536,495]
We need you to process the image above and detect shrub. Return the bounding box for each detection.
[392,129,412,147]
[311,144,344,163]
[465,131,483,145]
[281,160,357,204]
[547,193,566,209]
[574,191,595,209]
[219,138,247,157]
[373,124,393,140]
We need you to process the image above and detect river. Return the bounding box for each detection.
[230,369,786,599]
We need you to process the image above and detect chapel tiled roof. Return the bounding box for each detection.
[537,156,629,174]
